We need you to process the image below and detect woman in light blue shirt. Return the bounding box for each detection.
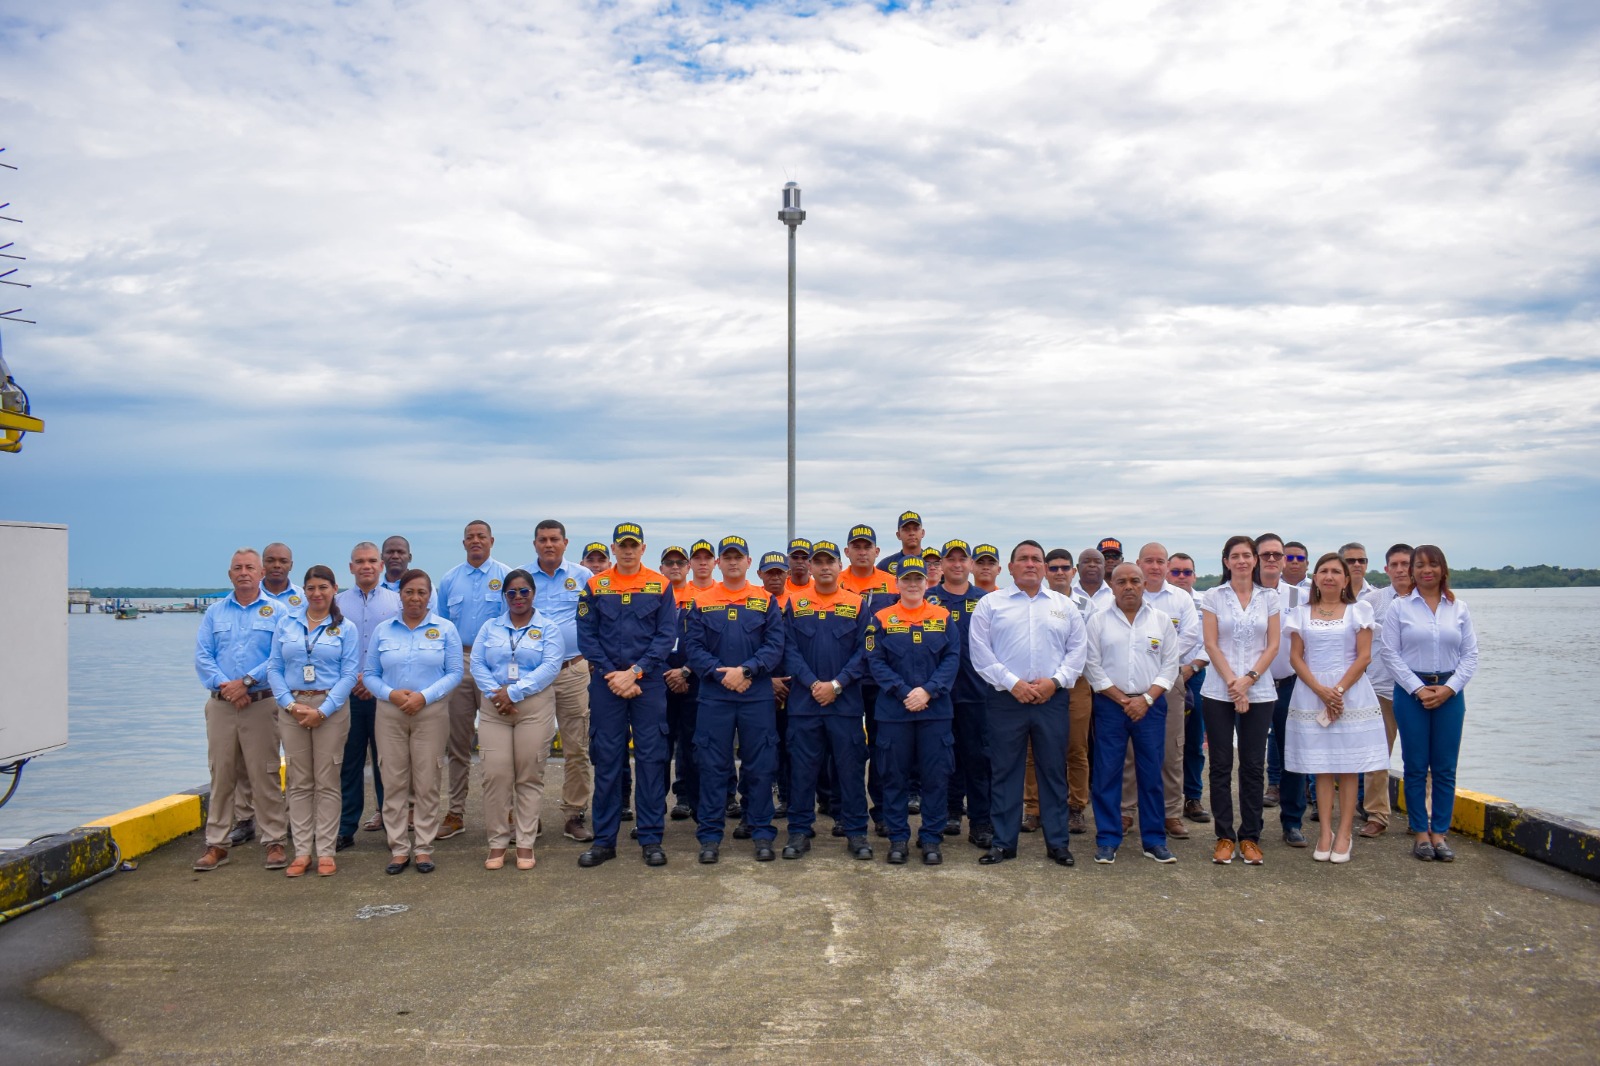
[366,569,464,875]
[1380,545,1479,862]
[469,569,566,870]
[268,565,360,877]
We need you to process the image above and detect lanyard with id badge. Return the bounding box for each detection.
[302,622,325,685]
[506,625,529,682]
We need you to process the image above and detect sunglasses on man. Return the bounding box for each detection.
[1168,568,1194,577]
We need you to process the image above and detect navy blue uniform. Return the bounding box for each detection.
[686,583,786,844]
[866,599,961,846]
[783,586,871,838]
[927,583,991,832]
[576,567,678,849]
[665,583,701,814]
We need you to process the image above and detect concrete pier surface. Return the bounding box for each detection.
[7,763,1600,1065]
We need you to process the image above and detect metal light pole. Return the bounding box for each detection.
[778,182,806,543]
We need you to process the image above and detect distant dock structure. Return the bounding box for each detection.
[67,588,93,613]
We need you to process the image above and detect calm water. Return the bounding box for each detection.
[2,588,1597,844]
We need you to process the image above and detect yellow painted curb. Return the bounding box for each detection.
[1393,783,1509,840]
[83,793,204,860]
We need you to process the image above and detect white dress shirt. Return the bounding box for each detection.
[969,584,1088,694]
[1085,601,1181,697]
[1360,584,1398,691]
[1070,579,1114,614]
[1142,581,1203,666]
[1199,583,1280,703]
[1380,588,1479,696]
[1260,580,1305,679]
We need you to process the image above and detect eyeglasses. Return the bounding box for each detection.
[1284,554,1307,562]
[1168,568,1193,577]
[1259,551,1284,560]
[1047,565,1073,572]
[503,588,534,598]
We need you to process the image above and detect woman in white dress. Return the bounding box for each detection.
[1285,553,1388,864]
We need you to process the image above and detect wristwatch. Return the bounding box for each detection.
[1141,692,1154,707]
[630,664,644,679]
[830,680,843,696]
[741,666,754,680]
[1245,670,1260,681]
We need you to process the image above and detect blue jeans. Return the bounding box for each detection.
[1268,676,1307,831]
[1392,682,1466,834]
[339,694,383,837]
[1182,669,1206,802]
[1091,693,1167,850]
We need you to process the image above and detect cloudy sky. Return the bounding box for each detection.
[3,0,1597,585]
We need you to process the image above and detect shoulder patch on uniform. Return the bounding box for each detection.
[865,634,875,651]
[578,603,590,616]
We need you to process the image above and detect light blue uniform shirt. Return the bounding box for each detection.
[261,582,306,611]
[521,559,592,659]
[364,613,464,705]
[267,611,361,716]
[381,575,438,611]
[195,592,285,692]
[438,558,511,649]
[335,584,403,666]
[469,611,566,702]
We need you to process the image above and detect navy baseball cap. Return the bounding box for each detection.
[898,511,922,528]
[718,535,750,557]
[583,542,609,558]
[612,522,644,544]
[942,539,971,557]
[973,543,1000,561]
[690,539,715,558]
[922,547,941,560]
[788,538,813,556]
[660,545,688,562]
[897,557,928,579]
[810,540,841,560]
[848,524,877,546]
[758,551,789,572]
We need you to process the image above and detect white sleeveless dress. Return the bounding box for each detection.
[1283,602,1388,774]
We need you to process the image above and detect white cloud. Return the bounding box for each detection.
[3,0,1599,579]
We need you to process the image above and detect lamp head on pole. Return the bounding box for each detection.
[778,181,806,227]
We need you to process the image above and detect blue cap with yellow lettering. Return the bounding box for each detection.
[973,543,1000,561]
[690,539,715,558]
[788,537,813,556]
[897,556,928,579]
[612,522,644,544]
[583,542,609,558]
[941,538,971,557]
[898,511,922,528]
[660,545,688,562]
[717,535,750,557]
[847,524,877,546]
[758,551,789,572]
[922,547,941,560]
[810,539,841,560]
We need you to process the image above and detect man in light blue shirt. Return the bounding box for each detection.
[522,518,597,841]
[192,548,290,873]
[380,535,437,609]
[260,541,305,609]
[333,541,402,848]
[436,519,511,838]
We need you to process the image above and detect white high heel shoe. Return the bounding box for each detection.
[1331,838,1353,864]
[1313,839,1332,862]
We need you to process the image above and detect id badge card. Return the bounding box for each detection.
[507,663,520,681]
[303,664,317,684]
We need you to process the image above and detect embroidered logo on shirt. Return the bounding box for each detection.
[258,605,274,617]
[727,608,739,620]
[643,582,663,594]
[835,604,859,619]
[622,593,632,604]
[748,598,768,612]
[578,603,590,616]
[489,578,502,591]
[599,577,611,587]
[1149,636,1163,649]
[565,577,577,590]
[328,626,340,636]
[425,628,440,639]
[288,595,302,606]
[912,631,923,643]
[529,629,542,639]
[865,634,876,651]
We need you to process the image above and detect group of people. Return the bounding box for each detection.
[191,512,1478,876]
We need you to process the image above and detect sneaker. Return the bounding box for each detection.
[437,812,465,840]
[1183,799,1212,823]
[1143,844,1178,864]
[1212,839,1236,865]
[1282,827,1308,848]
[1239,839,1265,865]
[563,815,594,842]
[1093,845,1116,864]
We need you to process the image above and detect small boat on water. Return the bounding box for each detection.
[114,603,139,620]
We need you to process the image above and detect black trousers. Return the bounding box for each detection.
[1200,696,1274,843]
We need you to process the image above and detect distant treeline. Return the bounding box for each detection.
[88,588,224,598]
[1195,565,1600,591]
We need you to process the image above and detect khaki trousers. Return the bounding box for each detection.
[1363,693,1400,826]
[377,699,449,856]
[554,658,593,815]
[1123,686,1185,820]
[1024,678,1090,815]
[278,703,351,859]
[204,695,287,848]
[445,650,482,818]
[480,688,559,850]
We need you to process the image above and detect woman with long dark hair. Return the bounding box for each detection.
[367,569,464,874]
[1284,553,1387,864]
[1381,545,1478,862]
[267,565,360,877]
[1198,535,1281,866]
[469,569,565,870]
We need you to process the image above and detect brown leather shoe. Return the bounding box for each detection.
[564,815,594,842]
[317,857,337,876]
[1122,814,1134,833]
[1165,817,1190,840]
[361,812,384,832]
[285,855,312,878]
[1020,813,1040,833]
[1183,798,1212,823]
[263,843,288,870]
[1239,839,1265,865]
[1212,839,1235,864]
[437,812,466,840]
[1067,807,1086,834]
[1359,820,1387,838]
[193,845,229,872]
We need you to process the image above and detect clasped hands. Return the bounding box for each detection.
[1009,678,1058,705]
[387,689,427,715]
[604,670,643,698]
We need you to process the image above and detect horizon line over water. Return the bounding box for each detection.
[2,587,1596,846]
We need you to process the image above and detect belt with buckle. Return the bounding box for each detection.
[1416,672,1453,685]
[291,689,329,699]
[212,688,274,701]
[562,655,585,668]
